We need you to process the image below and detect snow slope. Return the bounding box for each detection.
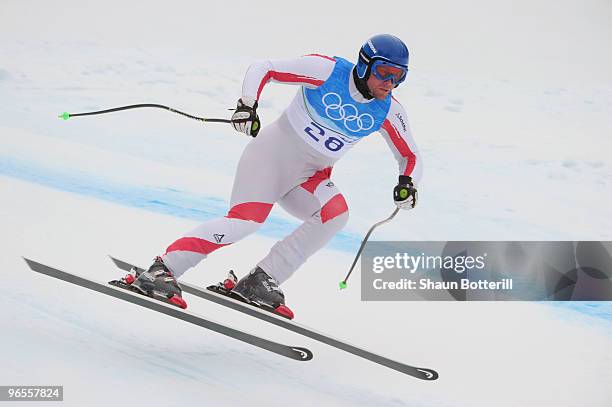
[1,0,612,405]
[3,177,612,406]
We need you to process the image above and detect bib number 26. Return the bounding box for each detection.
[304,122,344,152]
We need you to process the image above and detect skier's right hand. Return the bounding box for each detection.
[231,97,260,137]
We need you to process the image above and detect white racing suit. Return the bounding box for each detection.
[161,54,422,284]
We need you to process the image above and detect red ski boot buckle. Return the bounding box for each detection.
[223,278,236,290]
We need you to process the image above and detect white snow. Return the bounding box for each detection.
[1,0,612,406]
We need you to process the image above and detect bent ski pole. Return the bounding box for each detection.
[339,207,400,290]
[58,103,235,124]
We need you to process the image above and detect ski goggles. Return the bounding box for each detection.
[370,60,408,85]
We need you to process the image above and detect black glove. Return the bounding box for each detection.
[393,175,418,210]
[231,97,260,137]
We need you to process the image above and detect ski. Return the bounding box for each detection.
[22,258,313,362]
[110,256,439,380]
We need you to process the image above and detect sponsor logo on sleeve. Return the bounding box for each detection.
[395,113,407,132]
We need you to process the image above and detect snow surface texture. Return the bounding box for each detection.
[1,0,612,406]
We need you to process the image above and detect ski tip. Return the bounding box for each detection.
[339,281,347,290]
[416,367,439,380]
[291,347,313,361]
[22,257,37,270]
[58,112,71,120]
[22,257,50,275]
[108,255,131,269]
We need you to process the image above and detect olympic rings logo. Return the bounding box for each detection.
[322,92,374,133]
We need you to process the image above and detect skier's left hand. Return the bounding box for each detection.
[393,175,418,210]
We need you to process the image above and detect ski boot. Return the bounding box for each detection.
[121,257,187,309]
[231,267,294,319]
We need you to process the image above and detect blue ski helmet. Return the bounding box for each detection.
[356,34,409,85]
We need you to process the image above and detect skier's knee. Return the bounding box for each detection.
[224,216,263,240]
[227,201,273,223]
[320,195,349,228]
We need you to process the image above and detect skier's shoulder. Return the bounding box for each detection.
[292,53,338,82]
[381,95,412,135]
[300,53,337,71]
[389,95,407,112]
[387,95,410,120]
[302,53,337,63]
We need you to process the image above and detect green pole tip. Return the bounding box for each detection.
[58,112,71,120]
[339,281,347,290]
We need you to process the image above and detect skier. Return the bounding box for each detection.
[124,34,422,317]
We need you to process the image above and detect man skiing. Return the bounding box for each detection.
[124,34,422,318]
